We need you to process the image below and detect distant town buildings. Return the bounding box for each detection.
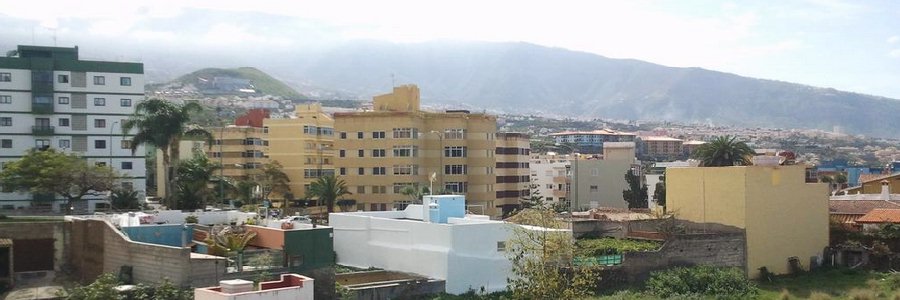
[0,45,145,212]
[549,129,635,154]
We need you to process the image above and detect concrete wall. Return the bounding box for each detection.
[330,212,515,294]
[666,166,829,278]
[0,221,68,273]
[99,220,194,286]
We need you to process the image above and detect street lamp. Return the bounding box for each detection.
[429,130,444,194]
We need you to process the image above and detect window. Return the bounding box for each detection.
[372,131,385,139]
[121,182,134,191]
[340,132,347,139]
[372,167,386,175]
[497,241,506,252]
[94,119,106,128]
[444,164,468,175]
[357,132,364,139]
[372,186,386,194]
[392,128,417,139]
[393,183,414,194]
[339,150,346,157]
[120,77,131,86]
[35,139,50,150]
[95,140,106,149]
[120,99,132,107]
[393,164,418,175]
[121,162,133,169]
[358,149,365,157]
[339,167,346,175]
[0,117,10,126]
[445,128,465,139]
[94,98,106,106]
[58,74,69,83]
[58,97,69,104]
[59,139,70,149]
[0,73,10,82]
[590,185,599,192]
[444,146,467,157]
[0,95,10,104]
[372,149,386,157]
[590,169,600,176]
[392,145,418,157]
[0,139,10,148]
[93,76,105,85]
[358,168,365,175]
[35,118,50,127]
[356,186,366,194]
[121,140,131,149]
[58,118,69,127]
[444,182,468,193]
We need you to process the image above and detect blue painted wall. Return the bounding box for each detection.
[122,224,193,247]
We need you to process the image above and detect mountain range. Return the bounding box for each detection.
[153,41,900,138]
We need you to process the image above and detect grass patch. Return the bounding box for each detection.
[756,268,886,299]
[576,238,662,256]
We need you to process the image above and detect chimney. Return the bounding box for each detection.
[881,180,891,201]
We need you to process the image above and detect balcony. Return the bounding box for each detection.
[31,101,54,114]
[31,126,55,136]
[32,193,55,202]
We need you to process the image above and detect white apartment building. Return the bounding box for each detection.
[0,45,145,212]
[529,154,572,208]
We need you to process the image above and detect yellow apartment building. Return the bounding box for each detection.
[263,104,335,204]
[333,85,498,215]
[844,173,900,195]
[207,125,269,181]
[495,132,531,217]
[667,165,829,278]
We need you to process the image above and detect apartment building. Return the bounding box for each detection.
[263,103,335,204]
[333,85,497,214]
[207,126,268,180]
[639,136,683,159]
[0,45,145,212]
[494,132,531,217]
[549,129,636,154]
[529,154,572,209]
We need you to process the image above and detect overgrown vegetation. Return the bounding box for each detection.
[67,273,192,300]
[644,266,758,298]
[576,238,661,257]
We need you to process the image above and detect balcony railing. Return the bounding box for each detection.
[31,102,54,114]
[31,126,55,136]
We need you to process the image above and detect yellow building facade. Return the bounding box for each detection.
[845,173,900,195]
[263,104,335,203]
[667,165,829,278]
[334,85,499,215]
[207,126,269,180]
[495,133,531,217]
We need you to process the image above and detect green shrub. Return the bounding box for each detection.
[576,238,661,256]
[645,265,758,298]
[184,215,198,224]
[885,272,900,290]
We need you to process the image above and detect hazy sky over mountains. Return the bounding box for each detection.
[3,0,900,99]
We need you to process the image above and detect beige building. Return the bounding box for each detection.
[667,165,829,278]
[207,125,269,180]
[156,140,206,198]
[570,142,636,211]
[333,85,498,214]
[263,104,335,203]
[495,132,531,217]
[529,154,573,209]
[640,136,683,158]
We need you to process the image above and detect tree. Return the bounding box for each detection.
[110,189,141,210]
[306,175,351,213]
[623,169,648,209]
[210,226,258,272]
[834,173,848,189]
[520,183,547,209]
[505,207,596,299]
[0,149,116,214]
[654,174,666,212]
[400,183,430,203]
[691,135,755,167]
[255,161,291,206]
[171,152,219,210]
[122,98,212,203]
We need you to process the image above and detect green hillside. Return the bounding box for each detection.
[173,67,306,99]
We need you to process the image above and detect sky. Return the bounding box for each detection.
[2,0,900,99]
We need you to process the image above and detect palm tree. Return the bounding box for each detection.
[400,183,430,204]
[122,99,212,202]
[306,175,351,213]
[691,135,755,167]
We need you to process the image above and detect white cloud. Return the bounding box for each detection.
[890,49,900,58]
[888,36,900,44]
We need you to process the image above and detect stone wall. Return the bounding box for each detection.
[599,232,746,287]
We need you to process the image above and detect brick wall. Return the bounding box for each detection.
[99,220,193,286]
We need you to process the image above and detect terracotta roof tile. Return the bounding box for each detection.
[829,200,900,215]
[856,209,900,224]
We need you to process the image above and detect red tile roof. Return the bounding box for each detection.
[829,200,900,215]
[856,209,900,224]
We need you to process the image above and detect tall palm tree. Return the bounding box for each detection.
[306,175,351,213]
[691,135,755,167]
[122,99,212,201]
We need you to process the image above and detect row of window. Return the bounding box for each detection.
[0,117,122,129]
[353,182,469,195]
[0,72,133,86]
[302,125,334,136]
[0,138,131,150]
[336,164,471,176]
[339,129,467,140]
[0,95,133,107]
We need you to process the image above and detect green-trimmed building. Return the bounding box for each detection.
[0,45,145,212]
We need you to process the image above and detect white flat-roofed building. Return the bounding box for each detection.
[0,45,145,212]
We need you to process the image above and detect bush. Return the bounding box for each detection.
[885,273,900,290]
[184,215,198,224]
[576,238,661,256]
[646,265,758,298]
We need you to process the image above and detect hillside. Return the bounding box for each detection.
[156,67,307,99]
[264,41,900,138]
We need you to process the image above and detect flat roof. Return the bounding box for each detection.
[549,129,635,136]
